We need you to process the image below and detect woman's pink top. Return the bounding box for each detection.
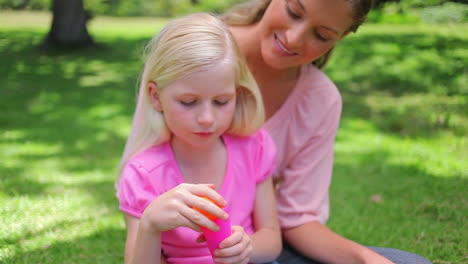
[117,129,276,263]
[265,64,342,228]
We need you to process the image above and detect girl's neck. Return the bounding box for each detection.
[171,137,224,164]
[170,137,227,186]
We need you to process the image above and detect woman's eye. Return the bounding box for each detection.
[287,7,301,20]
[180,100,196,106]
[314,32,328,41]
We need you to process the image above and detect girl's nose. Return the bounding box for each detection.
[197,105,214,127]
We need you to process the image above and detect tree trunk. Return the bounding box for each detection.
[41,0,95,50]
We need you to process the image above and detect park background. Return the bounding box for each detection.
[0,0,466,263]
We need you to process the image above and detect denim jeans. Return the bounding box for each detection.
[265,243,432,264]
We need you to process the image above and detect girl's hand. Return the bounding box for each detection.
[140,183,228,234]
[213,225,252,264]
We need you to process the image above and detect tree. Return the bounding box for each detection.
[41,0,96,50]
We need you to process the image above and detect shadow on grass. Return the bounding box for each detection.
[0,29,150,200]
[330,148,466,262]
[2,226,125,264]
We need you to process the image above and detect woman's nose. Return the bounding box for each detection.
[286,25,305,50]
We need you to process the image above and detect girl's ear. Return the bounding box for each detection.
[148,81,163,112]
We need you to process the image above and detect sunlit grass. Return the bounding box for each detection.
[0,11,466,264]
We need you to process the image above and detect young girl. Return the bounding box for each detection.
[116,13,281,264]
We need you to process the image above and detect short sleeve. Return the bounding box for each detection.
[117,162,156,218]
[253,129,277,184]
[275,98,341,228]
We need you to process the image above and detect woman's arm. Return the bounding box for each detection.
[283,221,394,264]
[250,177,282,262]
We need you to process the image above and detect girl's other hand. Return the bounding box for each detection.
[213,225,252,264]
[140,183,228,233]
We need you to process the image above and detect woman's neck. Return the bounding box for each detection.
[230,25,301,120]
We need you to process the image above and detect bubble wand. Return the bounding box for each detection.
[194,197,232,257]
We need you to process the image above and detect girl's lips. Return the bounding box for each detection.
[274,33,297,56]
[194,132,214,137]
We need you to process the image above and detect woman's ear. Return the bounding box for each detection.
[148,81,163,112]
[340,31,351,40]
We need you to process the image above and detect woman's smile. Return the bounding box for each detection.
[274,33,297,56]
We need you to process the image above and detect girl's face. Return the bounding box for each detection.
[258,0,354,69]
[149,61,237,149]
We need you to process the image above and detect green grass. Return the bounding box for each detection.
[0,11,467,264]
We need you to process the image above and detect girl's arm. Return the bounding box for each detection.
[123,184,228,264]
[249,177,282,262]
[283,221,394,264]
[124,214,163,264]
[214,177,281,264]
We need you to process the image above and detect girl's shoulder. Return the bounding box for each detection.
[225,128,271,144]
[225,128,275,155]
[124,143,172,174]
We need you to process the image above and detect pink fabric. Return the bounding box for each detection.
[118,129,276,264]
[264,64,342,228]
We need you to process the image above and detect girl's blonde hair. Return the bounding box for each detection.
[117,13,264,178]
[221,0,373,68]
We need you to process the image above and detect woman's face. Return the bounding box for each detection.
[258,0,355,69]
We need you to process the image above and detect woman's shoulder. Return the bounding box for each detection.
[281,64,342,118]
[297,64,341,104]
[265,65,343,135]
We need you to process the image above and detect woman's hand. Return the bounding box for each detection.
[213,225,253,264]
[362,252,395,264]
[140,183,228,234]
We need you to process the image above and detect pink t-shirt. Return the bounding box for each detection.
[117,129,276,264]
[264,64,342,228]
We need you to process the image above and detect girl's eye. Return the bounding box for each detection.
[180,100,196,106]
[214,100,229,106]
[287,7,301,20]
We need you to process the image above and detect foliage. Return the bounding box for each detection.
[0,0,49,9]
[367,8,421,24]
[0,0,244,16]
[370,0,468,24]
[0,12,467,264]
[419,2,468,23]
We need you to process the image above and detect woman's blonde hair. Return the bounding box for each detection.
[117,13,264,178]
[221,0,373,68]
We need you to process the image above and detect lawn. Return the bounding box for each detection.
[0,11,467,264]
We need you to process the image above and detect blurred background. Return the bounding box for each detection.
[0,0,466,263]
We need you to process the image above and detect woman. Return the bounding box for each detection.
[221,0,432,263]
